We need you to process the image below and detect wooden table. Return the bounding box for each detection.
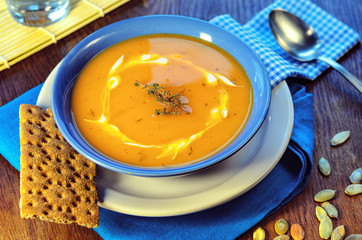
[1,0,361,239]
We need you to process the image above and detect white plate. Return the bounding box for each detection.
[37,64,294,217]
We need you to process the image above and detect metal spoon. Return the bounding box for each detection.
[269,9,362,93]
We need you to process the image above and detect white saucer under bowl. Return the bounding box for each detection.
[37,64,294,217]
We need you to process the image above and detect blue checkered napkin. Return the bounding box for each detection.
[210,0,360,89]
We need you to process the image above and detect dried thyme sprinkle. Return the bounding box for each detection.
[134,81,190,116]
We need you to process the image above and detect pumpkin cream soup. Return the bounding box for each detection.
[71,34,253,167]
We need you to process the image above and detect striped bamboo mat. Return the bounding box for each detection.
[0,0,130,72]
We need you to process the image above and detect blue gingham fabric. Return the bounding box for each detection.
[210,0,360,89]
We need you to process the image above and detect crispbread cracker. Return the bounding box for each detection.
[19,104,99,228]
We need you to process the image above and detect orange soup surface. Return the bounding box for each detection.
[71,34,253,167]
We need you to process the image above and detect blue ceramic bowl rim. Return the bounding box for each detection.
[51,15,271,177]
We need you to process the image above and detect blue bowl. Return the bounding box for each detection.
[51,15,271,177]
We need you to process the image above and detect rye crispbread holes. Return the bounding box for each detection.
[19,104,99,228]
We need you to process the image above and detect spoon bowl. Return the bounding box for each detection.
[269,9,362,93]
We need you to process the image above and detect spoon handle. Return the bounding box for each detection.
[317,56,362,94]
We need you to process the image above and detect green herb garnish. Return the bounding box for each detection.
[134,81,190,116]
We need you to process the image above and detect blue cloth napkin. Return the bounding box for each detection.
[0,0,359,239]
[211,0,360,88]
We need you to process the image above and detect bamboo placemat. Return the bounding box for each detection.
[0,0,130,72]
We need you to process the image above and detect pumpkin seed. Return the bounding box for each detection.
[318,157,331,176]
[321,202,338,218]
[345,234,362,240]
[345,184,362,196]
[316,206,329,222]
[331,131,350,146]
[275,218,289,235]
[314,189,336,202]
[331,225,345,240]
[349,168,362,184]
[274,235,290,240]
[291,224,304,240]
[319,216,333,239]
[253,227,266,240]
